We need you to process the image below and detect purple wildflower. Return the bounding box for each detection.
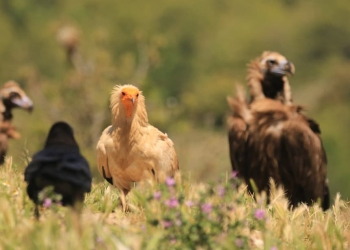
[270,247,278,250]
[153,191,161,200]
[185,200,195,207]
[217,185,225,197]
[254,209,266,220]
[43,198,52,208]
[235,238,244,247]
[175,219,182,226]
[164,197,179,208]
[231,171,238,179]
[162,220,173,228]
[165,177,176,187]
[201,203,213,214]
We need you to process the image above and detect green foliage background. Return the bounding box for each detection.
[1,0,349,200]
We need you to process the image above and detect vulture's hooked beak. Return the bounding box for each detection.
[122,96,136,118]
[12,96,34,112]
[270,61,295,77]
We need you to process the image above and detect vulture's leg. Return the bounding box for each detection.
[34,204,40,220]
[119,188,129,213]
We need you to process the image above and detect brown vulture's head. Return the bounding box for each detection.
[0,81,33,113]
[258,51,295,77]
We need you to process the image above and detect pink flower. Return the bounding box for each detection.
[270,247,278,250]
[165,177,176,186]
[235,238,244,247]
[164,197,179,208]
[153,191,161,200]
[43,198,52,208]
[254,209,266,220]
[162,220,173,228]
[231,171,238,178]
[201,203,213,214]
[185,200,195,207]
[217,185,225,197]
[175,219,182,226]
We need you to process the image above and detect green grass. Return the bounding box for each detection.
[0,157,349,249]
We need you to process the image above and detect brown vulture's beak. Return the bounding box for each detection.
[271,61,295,77]
[12,96,34,112]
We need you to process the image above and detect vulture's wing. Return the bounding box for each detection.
[227,86,251,176]
[149,126,180,182]
[96,126,113,185]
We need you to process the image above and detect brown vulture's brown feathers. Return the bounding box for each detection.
[227,52,329,210]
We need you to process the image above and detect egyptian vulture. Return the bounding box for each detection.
[96,84,180,212]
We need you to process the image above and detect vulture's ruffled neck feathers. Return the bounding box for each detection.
[110,85,148,129]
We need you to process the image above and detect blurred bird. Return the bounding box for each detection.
[56,25,80,63]
[24,122,92,218]
[96,84,180,212]
[0,81,33,164]
[247,51,295,105]
[227,81,329,211]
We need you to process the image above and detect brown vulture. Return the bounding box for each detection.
[0,81,33,164]
[24,122,92,218]
[227,52,329,210]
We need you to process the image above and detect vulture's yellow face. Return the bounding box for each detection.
[120,87,140,118]
[259,51,295,77]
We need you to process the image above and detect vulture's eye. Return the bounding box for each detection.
[10,92,20,99]
[136,93,139,97]
[267,60,277,66]
[121,92,126,96]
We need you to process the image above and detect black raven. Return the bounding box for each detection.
[24,121,92,218]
